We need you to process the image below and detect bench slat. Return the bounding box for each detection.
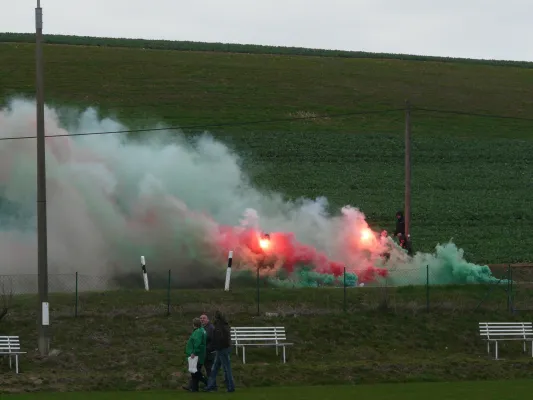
[480,326,533,329]
[480,330,533,332]
[479,327,532,329]
[232,327,286,331]
[232,333,286,335]
[232,332,285,335]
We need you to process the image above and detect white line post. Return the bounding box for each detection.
[224,251,233,291]
[141,256,149,291]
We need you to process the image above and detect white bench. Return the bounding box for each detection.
[479,322,533,360]
[0,336,26,373]
[231,326,293,364]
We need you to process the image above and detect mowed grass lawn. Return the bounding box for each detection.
[5,381,533,400]
[1,42,533,263]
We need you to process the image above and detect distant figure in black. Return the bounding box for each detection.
[394,210,405,238]
[398,233,414,256]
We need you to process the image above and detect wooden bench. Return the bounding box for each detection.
[479,322,533,360]
[231,326,293,364]
[0,336,26,373]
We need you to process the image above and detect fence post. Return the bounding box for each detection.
[507,264,514,313]
[256,268,260,316]
[167,269,171,317]
[75,271,78,318]
[343,267,347,312]
[426,265,429,312]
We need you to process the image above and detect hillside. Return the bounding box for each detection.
[0,36,533,264]
[2,286,533,393]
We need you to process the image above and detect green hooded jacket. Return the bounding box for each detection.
[185,327,207,364]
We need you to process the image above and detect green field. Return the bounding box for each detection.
[5,380,533,400]
[1,287,533,393]
[1,36,533,263]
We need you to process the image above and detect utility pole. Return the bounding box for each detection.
[404,100,411,240]
[35,0,50,357]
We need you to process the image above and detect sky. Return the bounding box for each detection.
[1,0,532,62]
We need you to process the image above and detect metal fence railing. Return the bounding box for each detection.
[0,265,530,317]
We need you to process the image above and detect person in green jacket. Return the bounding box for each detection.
[185,318,207,392]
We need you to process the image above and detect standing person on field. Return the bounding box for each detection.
[183,314,215,391]
[185,318,207,392]
[394,210,405,238]
[200,314,216,379]
[204,311,235,393]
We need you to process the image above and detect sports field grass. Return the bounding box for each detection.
[2,287,533,393]
[1,37,533,262]
[5,380,533,400]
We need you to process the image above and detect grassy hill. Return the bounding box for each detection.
[2,286,533,393]
[1,35,533,264]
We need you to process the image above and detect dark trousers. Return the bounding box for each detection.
[206,347,235,392]
[204,351,215,378]
[190,362,206,392]
[187,352,215,390]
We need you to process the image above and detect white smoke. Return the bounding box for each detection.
[0,98,496,290]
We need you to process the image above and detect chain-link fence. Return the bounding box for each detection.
[0,264,527,318]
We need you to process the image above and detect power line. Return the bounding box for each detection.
[0,108,403,141]
[414,107,533,122]
[1,106,532,143]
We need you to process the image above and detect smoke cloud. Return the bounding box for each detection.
[0,98,497,291]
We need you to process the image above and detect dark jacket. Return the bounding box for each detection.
[212,318,231,350]
[394,211,405,237]
[203,322,215,353]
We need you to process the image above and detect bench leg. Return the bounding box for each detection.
[495,341,499,360]
[283,346,286,363]
[242,347,246,364]
[15,355,18,374]
[487,341,490,355]
[9,355,12,369]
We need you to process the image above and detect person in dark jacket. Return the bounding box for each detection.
[394,210,405,238]
[200,314,216,378]
[204,311,235,393]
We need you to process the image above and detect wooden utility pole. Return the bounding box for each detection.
[404,100,411,240]
[36,0,50,356]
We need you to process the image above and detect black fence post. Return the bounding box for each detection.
[75,271,78,318]
[426,265,429,312]
[343,267,347,312]
[256,268,260,316]
[167,269,171,317]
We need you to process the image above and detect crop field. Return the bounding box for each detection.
[1,36,533,265]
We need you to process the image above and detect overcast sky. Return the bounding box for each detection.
[2,0,532,61]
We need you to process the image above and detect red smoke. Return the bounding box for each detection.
[214,225,388,283]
